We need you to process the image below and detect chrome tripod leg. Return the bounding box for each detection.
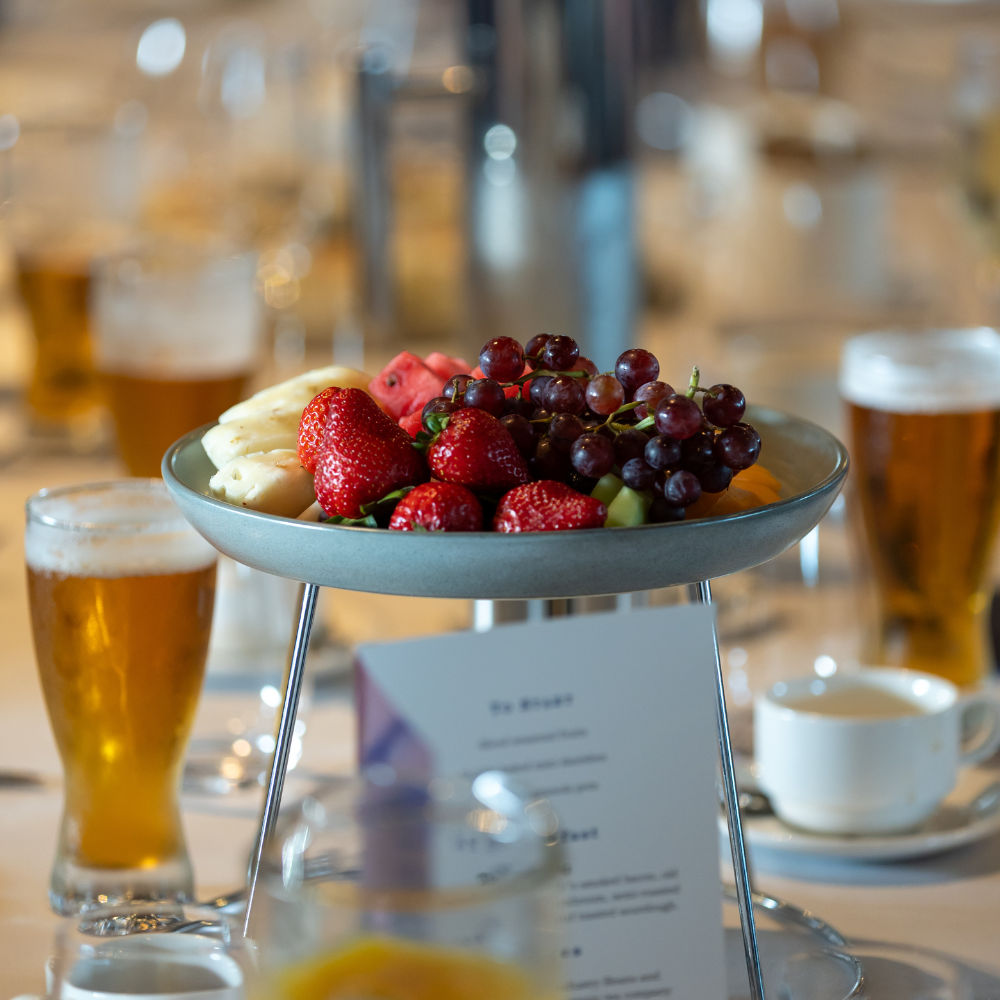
[690,580,765,1000]
[242,582,320,936]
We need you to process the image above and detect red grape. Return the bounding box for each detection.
[443,373,474,400]
[504,393,535,417]
[524,333,551,370]
[664,469,702,506]
[654,395,702,440]
[573,357,600,378]
[500,413,536,457]
[571,433,615,478]
[698,463,733,493]
[680,430,715,472]
[421,396,462,430]
[464,378,506,417]
[531,437,572,481]
[649,497,685,523]
[548,412,586,452]
[621,457,658,491]
[585,374,625,416]
[615,349,659,398]
[479,336,525,382]
[528,375,553,408]
[583,420,616,440]
[645,434,681,470]
[613,428,649,466]
[703,383,746,428]
[543,375,586,415]
[543,335,579,370]
[715,423,761,470]
[633,380,673,420]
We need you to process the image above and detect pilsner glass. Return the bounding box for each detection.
[92,243,260,477]
[253,773,563,1000]
[841,329,1000,686]
[25,480,217,914]
[6,118,134,439]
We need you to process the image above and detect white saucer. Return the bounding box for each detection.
[720,776,1000,862]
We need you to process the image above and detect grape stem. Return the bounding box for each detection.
[685,366,700,399]
[501,368,586,389]
[633,415,655,432]
[602,400,643,427]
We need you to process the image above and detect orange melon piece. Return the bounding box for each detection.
[734,464,781,495]
[704,486,764,517]
[685,490,725,520]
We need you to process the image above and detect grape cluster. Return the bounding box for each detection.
[423,335,760,522]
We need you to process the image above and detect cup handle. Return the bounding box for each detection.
[959,694,1000,766]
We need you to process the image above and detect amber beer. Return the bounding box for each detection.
[25,481,217,913]
[102,372,247,477]
[93,247,259,476]
[842,330,1000,687]
[17,254,101,425]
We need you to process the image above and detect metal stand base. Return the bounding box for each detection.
[689,581,766,1000]
[243,582,319,936]
[241,582,766,999]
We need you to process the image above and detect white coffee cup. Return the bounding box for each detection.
[754,668,1000,835]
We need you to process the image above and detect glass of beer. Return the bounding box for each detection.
[25,480,218,914]
[6,119,135,443]
[92,243,260,477]
[841,328,1000,686]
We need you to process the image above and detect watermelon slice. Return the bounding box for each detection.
[398,411,425,438]
[424,352,471,382]
[369,351,446,421]
[471,362,530,399]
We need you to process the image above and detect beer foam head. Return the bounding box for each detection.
[25,480,217,577]
[93,251,260,379]
[840,328,1000,413]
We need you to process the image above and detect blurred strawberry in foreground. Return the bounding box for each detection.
[314,388,428,517]
[297,386,341,473]
[388,482,483,532]
[493,480,607,532]
[426,407,531,492]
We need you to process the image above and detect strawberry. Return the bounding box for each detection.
[314,388,428,518]
[426,407,530,493]
[297,386,342,473]
[388,482,483,532]
[493,480,607,532]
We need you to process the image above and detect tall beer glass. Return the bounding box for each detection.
[92,244,260,477]
[841,329,1000,686]
[25,480,217,913]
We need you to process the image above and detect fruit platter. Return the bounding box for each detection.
[163,335,848,599]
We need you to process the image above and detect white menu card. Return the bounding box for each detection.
[355,604,726,1000]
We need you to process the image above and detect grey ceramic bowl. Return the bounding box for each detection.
[162,405,848,599]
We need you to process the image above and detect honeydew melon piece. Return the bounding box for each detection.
[604,486,652,528]
[201,410,300,470]
[209,450,315,517]
[591,473,624,508]
[219,365,372,424]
